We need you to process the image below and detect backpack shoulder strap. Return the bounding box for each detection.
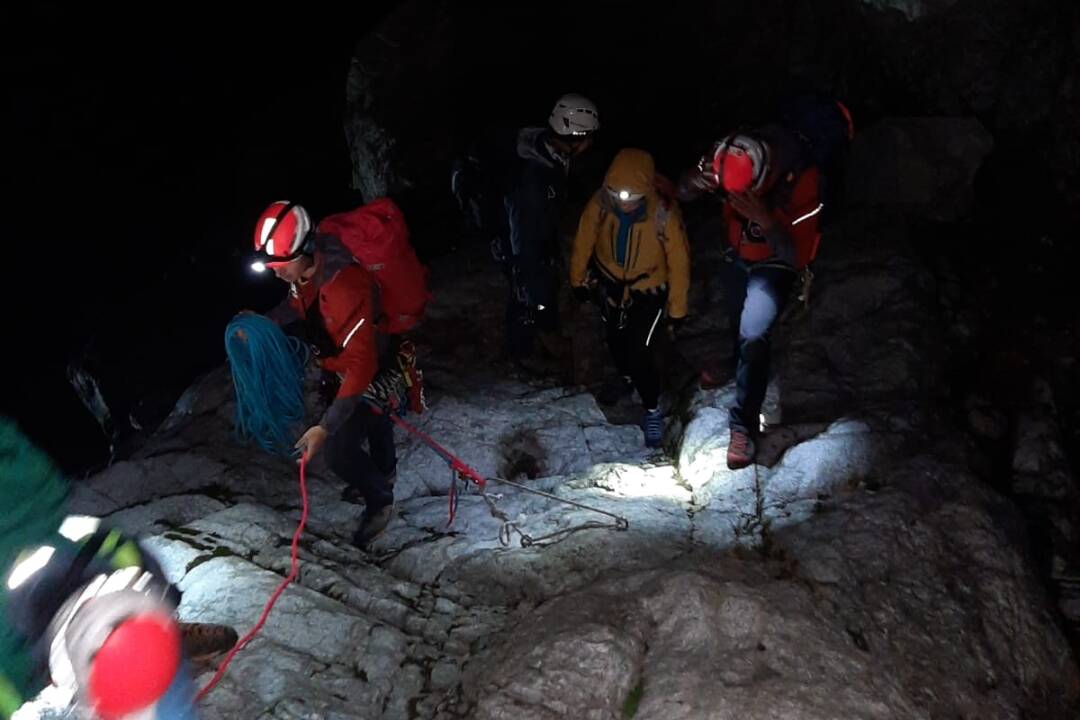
[652,173,678,244]
[655,199,670,244]
[594,190,611,228]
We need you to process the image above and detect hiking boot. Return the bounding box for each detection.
[508,354,549,380]
[726,428,756,470]
[641,408,664,448]
[341,472,396,504]
[179,622,238,668]
[699,367,727,390]
[596,375,633,406]
[352,503,395,548]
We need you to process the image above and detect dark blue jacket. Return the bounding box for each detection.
[504,127,569,309]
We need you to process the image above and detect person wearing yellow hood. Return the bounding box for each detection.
[569,148,690,447]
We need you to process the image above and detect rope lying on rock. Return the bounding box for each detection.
[196,456,310,702]
[193,315,313,702]
[479,477,629,548]
[371,407,630,544]
[200,315,626,704]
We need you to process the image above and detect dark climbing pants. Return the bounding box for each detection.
[325,404,396,512]
[505,259,558,359]
[602,289,667,410]
[717,256,796,435]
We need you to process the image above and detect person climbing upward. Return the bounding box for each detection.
[570,148,690,448]
[451,93,600,365]
[678,124,827,469]
[247,200,408,547]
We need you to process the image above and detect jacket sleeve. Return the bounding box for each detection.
[506,166,561,307]
[266,293,301,327]
[661,205,691,319]
[316,267,378,435]
[765,167,822,266]
[507,165,554,260]
[569,194,603,287]
[676,166,718,203]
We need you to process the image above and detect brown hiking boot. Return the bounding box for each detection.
[179,622,238,669]
[352,503,395,548]
[699,367,727,390]
[726,429,756,470]
[341,472,396,504]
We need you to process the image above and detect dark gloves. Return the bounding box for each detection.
[676,167,720,203]
[667,316,687,340]
[318,371,341,411]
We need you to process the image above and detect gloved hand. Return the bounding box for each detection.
[667,316,687,340]
[677,167,719,202]
[318,370,341,409]
[572,285,592,304]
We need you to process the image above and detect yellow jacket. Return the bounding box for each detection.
[569,148,690,319]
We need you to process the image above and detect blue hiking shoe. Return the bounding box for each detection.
[642,408,664,448]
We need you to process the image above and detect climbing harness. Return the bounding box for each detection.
[362,340,425,415]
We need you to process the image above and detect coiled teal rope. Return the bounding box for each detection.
[224,314,309,455]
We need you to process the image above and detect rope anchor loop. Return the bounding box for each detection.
[373,395,632,544]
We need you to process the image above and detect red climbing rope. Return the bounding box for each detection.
[371,402,629,535]
[370,406,630,533]
[368,404,486,525]
[195,455,310,701]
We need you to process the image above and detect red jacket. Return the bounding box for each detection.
[277,244,378,434]
[726,165,822,269]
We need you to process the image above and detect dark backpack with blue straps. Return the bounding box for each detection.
[778,93,854,228]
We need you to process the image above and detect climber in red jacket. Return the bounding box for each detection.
[249,201,396,547]
[679,126,824,470]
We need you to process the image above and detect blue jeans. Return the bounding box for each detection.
[717,255,796,435]
[148,660,198,719]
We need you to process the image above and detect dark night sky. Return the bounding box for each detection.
[7,4,391,471]
[6,1,1078,473]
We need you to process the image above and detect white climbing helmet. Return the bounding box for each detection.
[548,93,600,137]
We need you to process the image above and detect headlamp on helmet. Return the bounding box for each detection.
[250,201,314,273]
[608,187,645,204]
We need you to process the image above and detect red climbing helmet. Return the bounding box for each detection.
[56,586,182,720]
[88,612,181,719]
[251,201,313,270]
[712,135,769,194]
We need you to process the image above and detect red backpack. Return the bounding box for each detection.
[317,198,430,334]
